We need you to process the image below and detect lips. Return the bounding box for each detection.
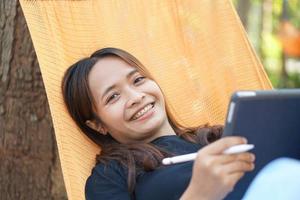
[130,102,155,121]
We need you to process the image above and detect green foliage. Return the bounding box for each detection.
[272,0,283,33]
[261,33,282,59]
[234,0,300,88]
[265,68,280,87]
[286,73,300,88]
[288,0,300,29]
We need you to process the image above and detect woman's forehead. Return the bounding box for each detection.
[88,57,138,94]
[91,57,136,78]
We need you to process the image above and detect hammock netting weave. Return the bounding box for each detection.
[20,0,272,199]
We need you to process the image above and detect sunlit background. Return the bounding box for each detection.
[234,0,300,88]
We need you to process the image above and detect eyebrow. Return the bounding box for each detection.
[101,69,139,100]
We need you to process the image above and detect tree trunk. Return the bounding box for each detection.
[279,52,289,88]
[236,0,251,30]
[0,1,67,199]
[258,0,265,61]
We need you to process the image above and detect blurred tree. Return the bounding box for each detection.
[278,0,300,87]
[234,0,300,88]
[0,1,67,199]
[236,0,251,29]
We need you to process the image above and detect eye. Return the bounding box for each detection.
[106,93,119,104]
[134,76,145,84]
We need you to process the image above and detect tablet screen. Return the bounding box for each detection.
[223,89,300,200]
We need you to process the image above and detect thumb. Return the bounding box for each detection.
[201,136,247,155]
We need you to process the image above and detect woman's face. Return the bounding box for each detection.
[87,56,174,144]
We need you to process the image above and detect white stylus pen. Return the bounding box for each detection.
[162,144,254,165]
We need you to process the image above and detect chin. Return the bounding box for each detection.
[138,116,166,134]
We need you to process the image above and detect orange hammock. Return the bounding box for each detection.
[20,0,272,199]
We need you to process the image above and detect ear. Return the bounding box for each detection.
[85,120,108,135]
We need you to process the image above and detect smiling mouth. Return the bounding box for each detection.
[131,103,155,121]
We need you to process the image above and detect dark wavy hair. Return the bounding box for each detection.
[61,47,223,195]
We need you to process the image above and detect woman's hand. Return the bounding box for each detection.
[181,137,255,200]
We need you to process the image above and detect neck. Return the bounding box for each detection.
[144,119,176,143]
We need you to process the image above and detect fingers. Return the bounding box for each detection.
[217,152,255,165]
[228,172,244,182]
[222,172,245,192]
[201,136,247,155]
[222,160,255,174]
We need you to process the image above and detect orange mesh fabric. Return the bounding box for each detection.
[20,0,272,199]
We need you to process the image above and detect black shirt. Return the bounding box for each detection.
[85,135,203,200]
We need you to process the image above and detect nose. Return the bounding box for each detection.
[125,88,145,108]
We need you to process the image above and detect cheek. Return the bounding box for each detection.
[147,81,164,95]
[152,85,165,104]
[99,103,125,124]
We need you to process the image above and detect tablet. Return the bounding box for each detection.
[223,89,300,200]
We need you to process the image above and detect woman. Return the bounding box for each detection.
[61,47,255,200]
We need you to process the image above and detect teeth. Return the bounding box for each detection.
[132,104,154,120]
